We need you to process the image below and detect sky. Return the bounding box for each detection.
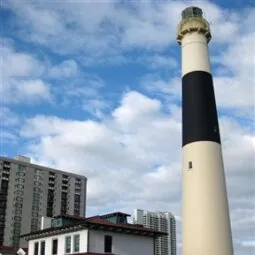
[0,0,254,254]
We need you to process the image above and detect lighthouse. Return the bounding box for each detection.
[177,7,233,255]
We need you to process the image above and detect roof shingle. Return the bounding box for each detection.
[21,212,167,240]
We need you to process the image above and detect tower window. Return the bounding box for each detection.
[188,161,193,169]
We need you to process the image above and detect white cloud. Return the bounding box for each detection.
[0,107,20,126]
[80,54,128,67]
[242,240,255,247]
[220,32,255,76]
[20,79,50,98]
[213,32,255,111]
[2,78,51,104]
[1,39,44,78]
[79,54,177,70]
[82,99,110,119]
[112,91,162,128]
[214,76,254,109]
[0,107,21,150]
[141,74,180,100]
[0,131,18,145]
[138,54,178,70]
[51,74,106,114]
[48,60,80,79]
[3,0,249,55]
[1,39,51,104]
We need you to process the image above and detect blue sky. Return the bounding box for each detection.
[1,0,254,254]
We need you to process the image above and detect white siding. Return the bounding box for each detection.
[28,230,88,255]
[89,230,154,255]
[40,216,52,230]
[28,229,155,255]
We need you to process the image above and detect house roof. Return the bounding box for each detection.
[0,246,17,253]
[86,216,160,234]
[18,247,28,253]
[0,246,28,253]
[100,212,131,218]
[21,212,167,240]
[53,214,86,221]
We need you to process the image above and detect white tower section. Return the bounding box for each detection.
[177,7,233,255]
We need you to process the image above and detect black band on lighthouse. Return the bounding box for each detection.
[182,71,221,147]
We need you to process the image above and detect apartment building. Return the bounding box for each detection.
[133,209,176,255]
[0,156,87,248]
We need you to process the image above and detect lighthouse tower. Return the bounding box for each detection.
[177,7,233,255]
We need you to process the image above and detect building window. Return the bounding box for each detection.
[34,187,41,192]
[65,236,71,253]
[104,235,112,253]
[73,235,80,252]
[15,203,23,208]
[14,208,22,214]
[40,241,45,255]
[15,178,25,183]
[13,216,21,221]
[16,197,23,202]
[15,184,24,189]
[34,242,39,255]
[16,171,25,177]
[15,190,24,196]
[74,194,80,202]
[18,165,26,170]
[52,239,58,255]
[188,161,193,169]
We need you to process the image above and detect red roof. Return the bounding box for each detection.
[0,246,17,253]
[100,211,131,217]
[22,248,28,252]
[0,246,28,253]
[21,212,167,240]
[54,214,85,221]
[86,216,160,234]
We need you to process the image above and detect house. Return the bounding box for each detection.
[0,246,27,255]
[21,212,167,255]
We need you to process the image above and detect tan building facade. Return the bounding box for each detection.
[0,156,87,247]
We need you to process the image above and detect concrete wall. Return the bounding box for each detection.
[40,171,50,220]
[4,161,17,246]
[89,230,154,255]
[28,230,88,255]
[28,229,155,255]
[0,156,87,247]
[80,178,86,217]
[67,178,75,214]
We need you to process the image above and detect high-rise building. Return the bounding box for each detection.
[133,209,176,255]
[0,155,87,247]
